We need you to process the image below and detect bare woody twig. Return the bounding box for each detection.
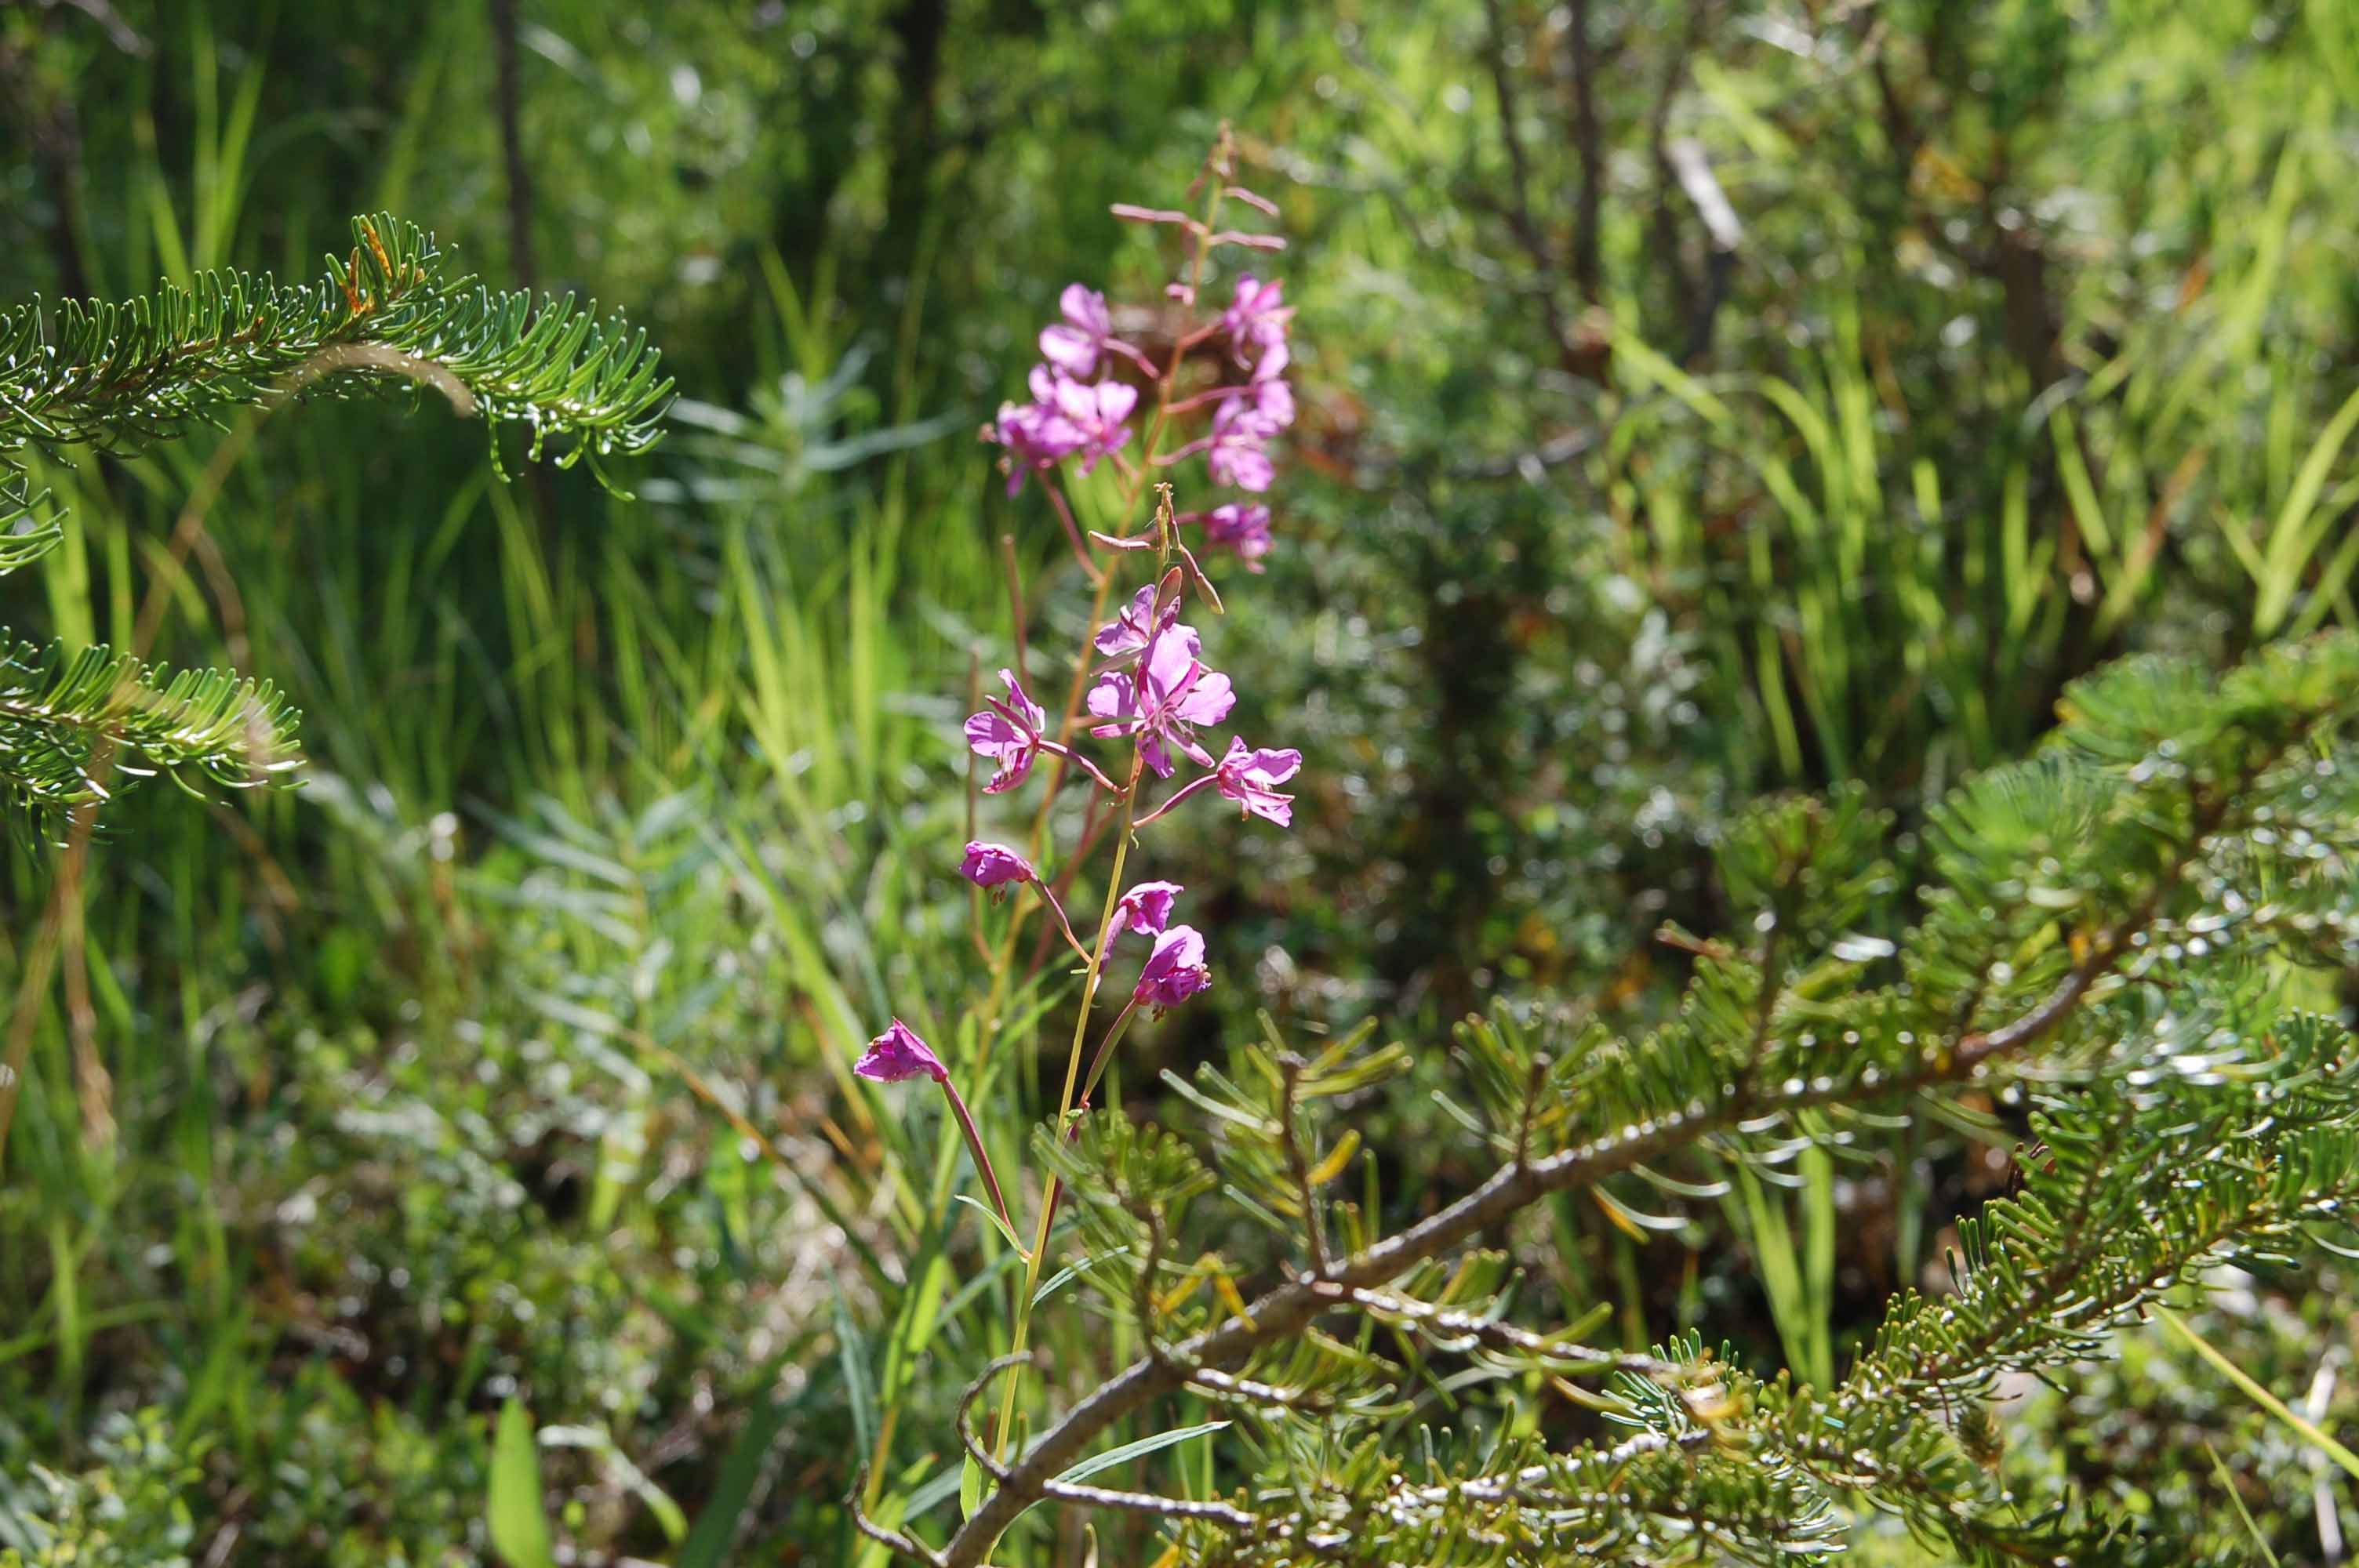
[1477,0,1575,371]
[925,900,2183,1566]
[1561,0,1604,303]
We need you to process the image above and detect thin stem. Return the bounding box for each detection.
[1078,995,1142,1111]
[1026,876,1092,964]
[938,1074,1017,1247]
[1035,739,1121,796]
[999,532,1030,690]
[1166,384,1245,415]
[1042,477,1105,585]
[1132,772,1220,828]
[993,746,1146,1465]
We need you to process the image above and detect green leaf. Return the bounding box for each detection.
[536,1425,687,1544]
[959,1453,987,1521]
[1053,1421,1229,1484]
[487,1399,556,1568]
[675,1381,798,1568]
[954,1192,1026,1254]
[834,1294,878,1459]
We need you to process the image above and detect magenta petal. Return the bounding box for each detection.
[1134,924,1211,1007]
[1060,282,1110,334]
[1095,381,1139,423]
[1095,585,1164,657]
[1203,503,1274,568]
[1087,670,1136,726]
[1113,880,1184,936]
[1212,445,1275,492]
[1172,670,1235,728]
[1040,323,1097,375]
[1216,737,1302,826]
[965,711,1009,751]
[1142,633,1201,695]
[998,669,1046,733]
[961,840,1035,887]
[856,1018,948,1083]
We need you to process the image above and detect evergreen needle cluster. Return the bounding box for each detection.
[876,634,2359,1568]
[0,215,671,825]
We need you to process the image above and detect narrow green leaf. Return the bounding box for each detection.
[676,1385,796,1568]
[954,1192,1027,1254]
[2158,1305,2359,1485]
[834,1294,878,1460]
[488,1399,557,1568]
[959,1453,987,1520]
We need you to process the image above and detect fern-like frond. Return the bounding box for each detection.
[918,633,2359,1568]
[0,634,300,826]
[0,212,672,556]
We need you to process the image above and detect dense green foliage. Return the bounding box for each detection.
[0,2,2356,1565]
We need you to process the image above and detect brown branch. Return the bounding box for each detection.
[487,0,536,291]
[1328,1283,1678,1381]
[933,962,2114,1566]
[1561,0,1603,304]
[1038,1478,1261,1530]
[920,756,2292,1566]
[1477,0,1575,372]
[1401,1427,1710,1512]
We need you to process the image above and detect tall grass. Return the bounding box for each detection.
[5,1,2359,1562]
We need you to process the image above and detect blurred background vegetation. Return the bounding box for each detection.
[2,0,2357,1562]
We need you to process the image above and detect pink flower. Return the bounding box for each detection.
[1095,583,1179,659]
[1039,284,1114,375]
[1088,628,1235,778]
[961,840,1035,889]
[990,366,1084,495]
[1201,503,1273,569]
[856,1018,949,1083]
[1206,398,1276,492]
[1134,924,1211,1009]
[1223,275,1294,365]
[1112,880,1184,937]
[1216,738,1303,826]
[1047,371,1137,476]
[1245,353,1294,432]
[1038,284,1147,377]
[965,667,1048,794]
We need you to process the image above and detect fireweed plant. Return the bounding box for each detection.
[852,128,1302,1543]
[847,137,2359,1568]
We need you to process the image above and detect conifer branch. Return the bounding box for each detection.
[0,635,297,824]
[929,634,2359,1568]
[0,212,672,543]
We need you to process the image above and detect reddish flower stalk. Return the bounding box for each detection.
[900,128,1312,1490]
[854,1021,1016,1246]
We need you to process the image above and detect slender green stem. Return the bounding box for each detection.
[992,750,1145,1465]
[975,147,1230,1511]
[2157,1305,2359,1485]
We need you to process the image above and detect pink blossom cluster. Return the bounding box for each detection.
[987,257,1296,572]
[856,144,1304,1291]
[928,572,1300,1025]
